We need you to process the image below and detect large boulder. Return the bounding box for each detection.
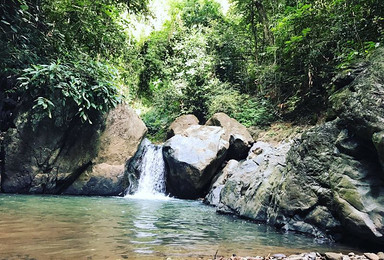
[206,112,254,160]
[267,120,384,243]
[214,141,292,222]
[207,48,384,245]
[3,110,100,194]
[63,105,147,195]
[163,125,229,199]
[166,114,199,139]
[2,104,147,195]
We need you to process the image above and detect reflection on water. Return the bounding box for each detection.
[0,194,357,259]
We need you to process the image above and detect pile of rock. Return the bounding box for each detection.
[162,113,255,199]
[211,252,384,260]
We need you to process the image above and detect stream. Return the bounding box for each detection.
[0,194,359,260]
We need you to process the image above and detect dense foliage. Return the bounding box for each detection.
[232,0,384,116]
[137,0,277,139]
[0,0,147,125]
[1,0,383,140]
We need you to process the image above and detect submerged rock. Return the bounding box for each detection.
[206,112,254,161]
[163,125,228,199]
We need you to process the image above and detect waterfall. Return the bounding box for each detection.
[126,142,168,200]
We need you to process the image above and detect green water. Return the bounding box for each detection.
[0,194,357,259]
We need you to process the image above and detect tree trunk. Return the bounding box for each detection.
[254,0,274,45]
[250,0,259,63]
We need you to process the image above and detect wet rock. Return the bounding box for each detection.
[208,48,384,246]
[372,131,384,168]
[206,112,254,161]
[163,125,228,199]
[166,114,199,139]
[217,50,384,244]
[124,138,151,194]
[267,119,384,241]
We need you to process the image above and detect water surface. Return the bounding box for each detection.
[0,194,357,259]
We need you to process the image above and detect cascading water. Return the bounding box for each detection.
[126,142,168,200]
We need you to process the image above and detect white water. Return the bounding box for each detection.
[126,143,169,200]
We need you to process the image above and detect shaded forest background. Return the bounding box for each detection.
[1,0,383,140]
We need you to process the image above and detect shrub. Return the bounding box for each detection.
[17,57,122,125]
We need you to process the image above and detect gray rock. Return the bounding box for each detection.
[218,141,292,221]
[204,159,238,206]
[163,125,228,199]
[213,49,384,245]
[268,120,384,242]
[206,112,254,160]
[272,254,286,259]
[3,104,147,196]
[3,109,101,194]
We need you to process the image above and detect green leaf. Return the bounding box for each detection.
[20,4,29,11]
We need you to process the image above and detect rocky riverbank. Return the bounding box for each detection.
[207,251,384,260]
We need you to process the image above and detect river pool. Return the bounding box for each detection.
[0,194,358,259]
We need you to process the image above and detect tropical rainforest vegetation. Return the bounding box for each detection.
[1,0,383,140]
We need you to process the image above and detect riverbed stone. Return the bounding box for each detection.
[364,254,379,260]
[325,253,343,260]
[163,125,228,199]
[206,112,254,160]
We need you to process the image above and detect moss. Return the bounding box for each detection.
[329,88,352,113]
